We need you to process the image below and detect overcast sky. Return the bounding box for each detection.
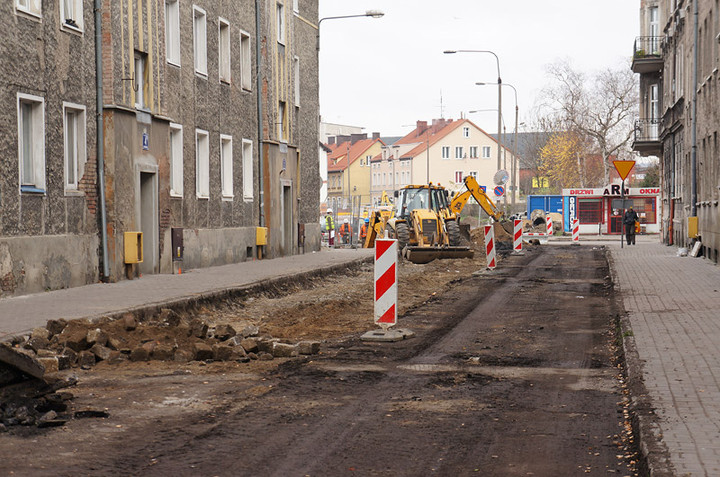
[318,1,640,138]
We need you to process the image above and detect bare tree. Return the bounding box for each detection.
[540,60,638,185]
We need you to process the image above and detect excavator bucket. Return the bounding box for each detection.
[403,245,474,264]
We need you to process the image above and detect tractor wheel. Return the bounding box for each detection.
[447,220,461,246]
[395,222,410,251]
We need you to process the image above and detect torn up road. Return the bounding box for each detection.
[0,245,638,476]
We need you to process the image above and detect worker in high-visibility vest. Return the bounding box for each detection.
[359,218,369,245]
[325,209,335,246]
[339,219,352,245]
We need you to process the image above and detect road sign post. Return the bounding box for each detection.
[613,161,636,249]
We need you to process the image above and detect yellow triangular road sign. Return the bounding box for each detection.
[613,160,636,181]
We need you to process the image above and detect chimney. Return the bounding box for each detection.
[350,133,367,144]
[372,132,380,140]
[328,136,336,145]
[337,134,351,145]
[416,121,428,134]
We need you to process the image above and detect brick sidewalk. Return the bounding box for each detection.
[607,239,720,476]
[0,248,373,342]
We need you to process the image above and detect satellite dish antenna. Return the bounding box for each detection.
[493,169,509,185]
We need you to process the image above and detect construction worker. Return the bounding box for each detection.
[339,219,352,245]
[359,218,369,245]
[325,209,335,246]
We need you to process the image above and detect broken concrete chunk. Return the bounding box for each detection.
[46,319,68,336]
[77,351,96,369]
[129,347,150,362]
[257,338,278,354]
[90,344,113,361]
[57,329,88,353]
[212,344,234,361]
[272,342,298,358]
[25,337,50,353]
[107,335,128,351]
[189,319,209,339]
[192,342,214,361]
[86,328,109,347]
[241,325,260,338]
[239,338,259,354]
[0,343,46,379]
[37,357,59,375]
[297,341,321,355]
[151,345,174,361]
[31,327,52,341]
[214,324,237,341]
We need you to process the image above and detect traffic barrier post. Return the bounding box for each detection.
[484,225,496,270]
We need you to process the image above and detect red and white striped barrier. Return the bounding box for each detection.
[374,239,397,328]
[484,225,496,270]
[513,219,523,254]
[572,218,580,243]
[546,216,553,237]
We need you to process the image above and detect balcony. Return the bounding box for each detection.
[632,119,662,156]
[631,36,664,74]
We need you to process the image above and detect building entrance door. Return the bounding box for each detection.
[139,171,158,274]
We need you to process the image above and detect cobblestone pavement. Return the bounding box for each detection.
[604,236,720,476]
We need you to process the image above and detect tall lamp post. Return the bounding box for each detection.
[444,50,502,174]
[477,82,519,207]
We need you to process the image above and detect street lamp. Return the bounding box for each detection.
[317,10,385,51]
[444,50,502,174]
[477,82,519,207]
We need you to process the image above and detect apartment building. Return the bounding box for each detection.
[1,1,100,297]
[1,0,320,297]
[326,133,384,213]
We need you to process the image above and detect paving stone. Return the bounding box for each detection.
[239,338,259,354]
[25,337,49,353]
[151,345,175,361]
[212,344,234,361]
[257,338,278,354]
[214,324,236,341]
[241,325,260,338]
[129,347,150,362]
[107,336,128,350]
[56,354,73,370]
[122,314,138,331]
[86,328,108,347]
[90,344,113,361]
[173,349,193,363]
[45,319,68,336]
[60,347,78,365]
[192,342,214,361]
[31,327,52,341]
[189,319,209,339]
[297,341,321,355]
[37,357,59,375]
[272,342,298,358]
[77,350,96,368]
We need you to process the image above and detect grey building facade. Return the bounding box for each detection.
[1,0,320,297]
[633,0,720,261]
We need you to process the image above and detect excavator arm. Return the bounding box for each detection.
[450,176,504,221]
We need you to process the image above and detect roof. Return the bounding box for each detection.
[399,118,511,159]
[327,138,385,172]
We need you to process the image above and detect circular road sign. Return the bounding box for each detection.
[493,185,505,197]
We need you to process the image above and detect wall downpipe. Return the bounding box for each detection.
[95,0,110,281]
[255,0,265,228]
[691,0,698,217]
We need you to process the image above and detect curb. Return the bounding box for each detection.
[606,249,675,477]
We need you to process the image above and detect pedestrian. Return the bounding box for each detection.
[623,206,639,245]
[325,209,335,246]
[339,219,352,245]
[359,218,369,245]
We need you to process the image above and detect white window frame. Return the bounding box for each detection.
[469,146,478,158]
[169,123,183,197]
[441,146,450,159]
[454,171,463,183]
[468,171,478,180]
[220,134,233,199]
[63,102,87,193]
[276,2,286,45]
[463,126,470,138]
[293,0,298,14]
[240,31,252,91]
[455,146,464,159]
[165,0,181,66]
[482,145,491,158]
[219,17,231,84]
[195,129,210,199]
[16,0,41,18]
[60,0,84,32]
[17,93,46,193]
[134,51,147,109]
[193,5,208,77]
[293,56,300,107]
[242,139,254,201]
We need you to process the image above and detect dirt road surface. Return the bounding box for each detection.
[0,245,637,476]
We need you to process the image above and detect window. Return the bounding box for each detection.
[60,0,83,30]
[63,103,86,192]
[441,146,450,159]
[15,0,41,18]
[455,146,464,159]
[293,56,300,107]
[293,0,298,13]
[276,2,285,44]
[469,146,478,158]
[169,123,183,197]
[219,18,231,83]
[365,155,372,166]
[17,93,45,192]
[242,139,253,200]
[395,172,399,185]
[578,199,602,224]
[463,127,470,138]
[454,171,463,183]
[195,129,209,198]
[240,31,252,91]
[468,171,478,180]
[220,135,233,199]
[632,198,657,224]
[134,51,147,109]
[482,146,491,158]
[165,1,180,65]
[278,101,287,141]
[193,6,207,76]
